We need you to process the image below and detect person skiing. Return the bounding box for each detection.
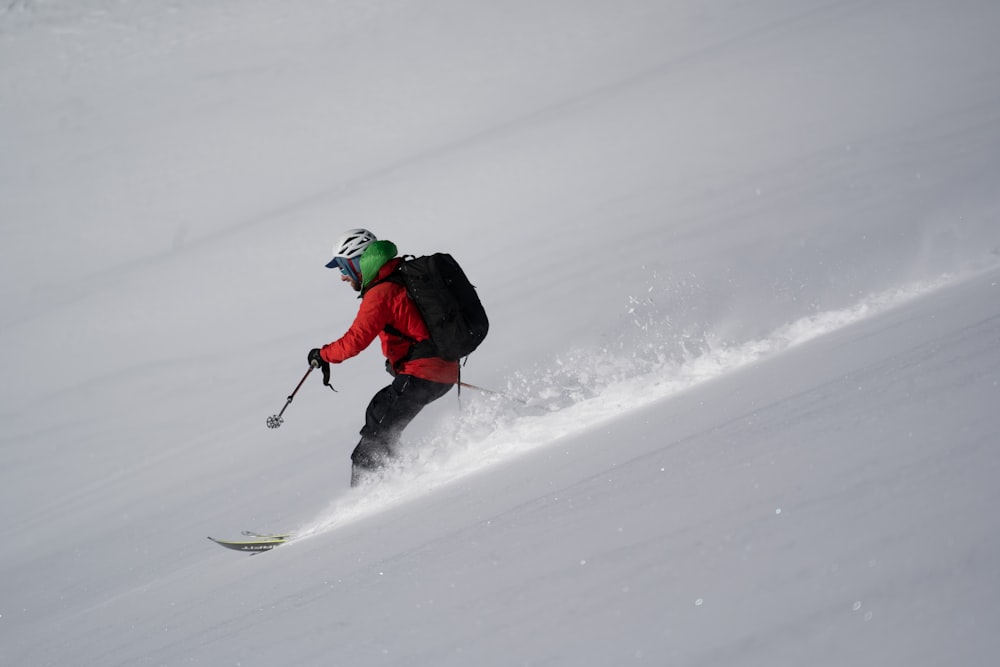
[308,229,459,486]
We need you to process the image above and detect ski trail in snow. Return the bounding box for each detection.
[297,272,958,539]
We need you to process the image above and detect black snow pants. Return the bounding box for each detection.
[350,374,453,485]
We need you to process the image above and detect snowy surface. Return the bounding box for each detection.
[2,1,1000,665]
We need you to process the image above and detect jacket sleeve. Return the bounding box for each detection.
[319,285,392,364]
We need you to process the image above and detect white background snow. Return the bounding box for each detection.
[2,1,1000,664]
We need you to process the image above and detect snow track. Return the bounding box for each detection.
[299,271,963,538]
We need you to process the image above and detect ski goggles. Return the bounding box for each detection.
[327,256,361,282]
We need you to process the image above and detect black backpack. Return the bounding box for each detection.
[385,253,489,362]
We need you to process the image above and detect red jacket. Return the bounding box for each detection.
[319,258,460,384]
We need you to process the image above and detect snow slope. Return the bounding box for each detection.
[29,265,1000,667]
[2,0,999,665]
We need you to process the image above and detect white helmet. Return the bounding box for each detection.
[325,228,376,269]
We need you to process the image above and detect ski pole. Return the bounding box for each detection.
[266,367,313,429]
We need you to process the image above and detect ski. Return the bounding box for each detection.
[207,533,290,553]
[241,530,294,540]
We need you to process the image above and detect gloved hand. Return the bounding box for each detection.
[308,348,336,392]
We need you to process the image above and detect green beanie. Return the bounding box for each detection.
[359,240,398,290]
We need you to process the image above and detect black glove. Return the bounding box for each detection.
[308,348,336,392]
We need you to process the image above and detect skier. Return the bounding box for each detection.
[308,229,459,486]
